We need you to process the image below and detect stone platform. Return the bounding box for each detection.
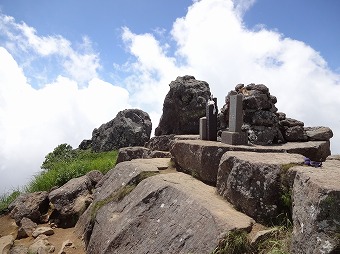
[170,138,330,185]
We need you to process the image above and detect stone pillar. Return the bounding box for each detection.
[221,94,248,145]
[206,97,217,141]
[199,117,207,140]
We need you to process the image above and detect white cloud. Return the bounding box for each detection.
[0,13,100,85]
[0,48,130,193]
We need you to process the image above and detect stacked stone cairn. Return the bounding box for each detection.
[219,83,332,145]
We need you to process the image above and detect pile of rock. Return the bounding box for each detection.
[219,83,333,145]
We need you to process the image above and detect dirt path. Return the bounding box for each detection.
[0,214,85,253]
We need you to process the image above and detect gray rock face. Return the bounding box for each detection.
[86,170,103,187]
[155,76,211,136]
[91,109,152,152]
[217,151,304,224]
[9,192,49,225]
[75,158,164,246]
[291,160,340,254]
[49,175,93,228]
[144,134,175,151]
[86,172,254,254]
[9,244,28,254]
[171,139,330,185]
[116,146,170,164]
[305,126,333,141]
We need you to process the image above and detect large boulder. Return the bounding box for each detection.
[170,139,330,185]
[91,109,152,152]
[9,191,49,225]
[85,172,254,254]
[305,126,333,141]
[291,160,340,253]
[217,151,304,224]
[48,175,93,228]
[155,76,211,136]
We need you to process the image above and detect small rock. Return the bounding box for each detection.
[17,217,37,239]
[0,235,14,254]
[32,227,54,238]
[58,240,75,254]
[9,245,28,254]
[28,235,55,254]
[86,170,103,186]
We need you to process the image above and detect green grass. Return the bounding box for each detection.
[0,147,118,214]
[212,230,251,254]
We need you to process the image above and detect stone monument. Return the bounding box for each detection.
[221,94,248,145]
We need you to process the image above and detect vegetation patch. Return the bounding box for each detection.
[212,229,251,254]
[255,226,292,254]
[0,143,118,214]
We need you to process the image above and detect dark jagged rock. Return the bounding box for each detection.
[155,76,211,136]
[91,109,152,152]
[79,139,92,150]
[220,83,333,145]
[144,134,175,151]
[305,126,333,141]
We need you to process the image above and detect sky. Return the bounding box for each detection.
[0,0,339,194]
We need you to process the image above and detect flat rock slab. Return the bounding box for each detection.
[0,235,14,254]
[171,139,330,185]
[217,151,305,224]
[291,160,340,253]
[87,172,254,254]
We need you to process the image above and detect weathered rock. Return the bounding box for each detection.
[116,147,170,163]
[244,125,283,145]
[78,139,92,150]
[86,170,103,186]
[86,172,254,254]
[217,151,304,224]
[155,75,211,136]
[91,109,152,152]
[171,139,330,185]
[49,175,93,228]
[57,240,75,254]
[282,126,308,142]
[116,146,151,163]
[9,245,28,254]
[75,158,164,245]
[244,110,279,126]
[9,192,49,225]
[291,160,340,254]
[32,226,54,238]
[243,94,272,110]
[279,118,304,127]
[28,234,55,254]
[0,235,14,254]
[144,134,175,151]
[305,126,333,141]
[250,227,280,246]
[17,217,37,239]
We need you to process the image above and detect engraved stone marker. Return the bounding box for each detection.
[221,94,248,145]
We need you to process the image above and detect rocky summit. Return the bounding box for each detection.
[2,78,339,254]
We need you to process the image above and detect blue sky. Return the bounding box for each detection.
[0,0,339,194]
